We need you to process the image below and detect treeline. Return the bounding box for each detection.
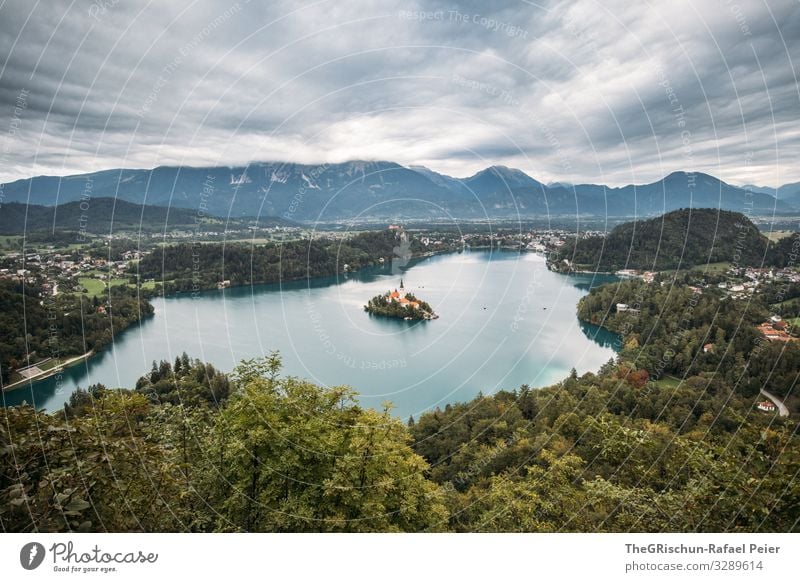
[1,353,796,532]
[576,277,800,400]
[0,281,152,384]
[138,229,423,293]
[552,209,776,272]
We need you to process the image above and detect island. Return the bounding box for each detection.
[364,279,438,321]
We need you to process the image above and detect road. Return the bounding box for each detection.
[760,389,789,418]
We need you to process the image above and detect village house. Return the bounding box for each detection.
[757,401,777,413]
[757,321,796,342]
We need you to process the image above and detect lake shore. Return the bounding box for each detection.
[4,251,620,415]
[3,350,94,392]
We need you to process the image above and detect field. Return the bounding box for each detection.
[764,230,795,242]
[76,276,136,297]
[690,262,731,274]
[0,235,22,248]
[77,277,107,297]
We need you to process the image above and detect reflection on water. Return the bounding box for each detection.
[579,320,621,350]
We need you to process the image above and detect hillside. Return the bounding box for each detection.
[551,208,771,271]
[0,163,794,221]
[3,352,797,532]
[0,198,294,234]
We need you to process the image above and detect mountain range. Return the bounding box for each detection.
[0,161,795,222]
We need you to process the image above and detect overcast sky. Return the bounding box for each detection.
[0,0,798,186]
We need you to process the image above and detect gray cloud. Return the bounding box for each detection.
[0,0,798,186]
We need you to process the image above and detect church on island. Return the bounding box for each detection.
[364,279,438,321]
[389,280,419,309]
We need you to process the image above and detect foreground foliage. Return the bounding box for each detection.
[410,375,799,532]
[1,354,446,532]
[2,350,797,532]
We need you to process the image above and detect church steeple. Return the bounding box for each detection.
[400,278,405,292]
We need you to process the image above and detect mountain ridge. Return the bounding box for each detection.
[1,162,794,220]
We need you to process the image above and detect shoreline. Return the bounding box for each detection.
[4,250,451,395]
[7,248,616,400]
[3,350,94,392]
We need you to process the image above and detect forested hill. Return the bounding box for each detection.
[0,198,295,234]
[551,209,771,272]
[0,199,196,234]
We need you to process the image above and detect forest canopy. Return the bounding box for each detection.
[2,351,797,533]
[552,209,774,272]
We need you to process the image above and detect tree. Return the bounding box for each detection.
[210,355,448,532]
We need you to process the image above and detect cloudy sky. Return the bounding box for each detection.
[0,0,798,186]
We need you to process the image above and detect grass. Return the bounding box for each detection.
[771,297,800,309]
[690,262,731,274]
[652,375,683,389]
[74,275,134,298]
[37,359,62,372]
[77,277,106,297]
[0,235,22,246]
[6,358,60,385]
[55,242,91,251]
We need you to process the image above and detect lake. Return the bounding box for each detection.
[2,250,619,418]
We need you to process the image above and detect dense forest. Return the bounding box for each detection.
[1,352,797,532]
[1,355,446,532]
[551,209,775,272]
[768,231,800,269]
[576,276,800,406]
[0,199,208,235]
[0,281,152,384]
[137,229,424,293]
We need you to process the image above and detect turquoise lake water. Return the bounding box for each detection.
[3,250,619,418]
